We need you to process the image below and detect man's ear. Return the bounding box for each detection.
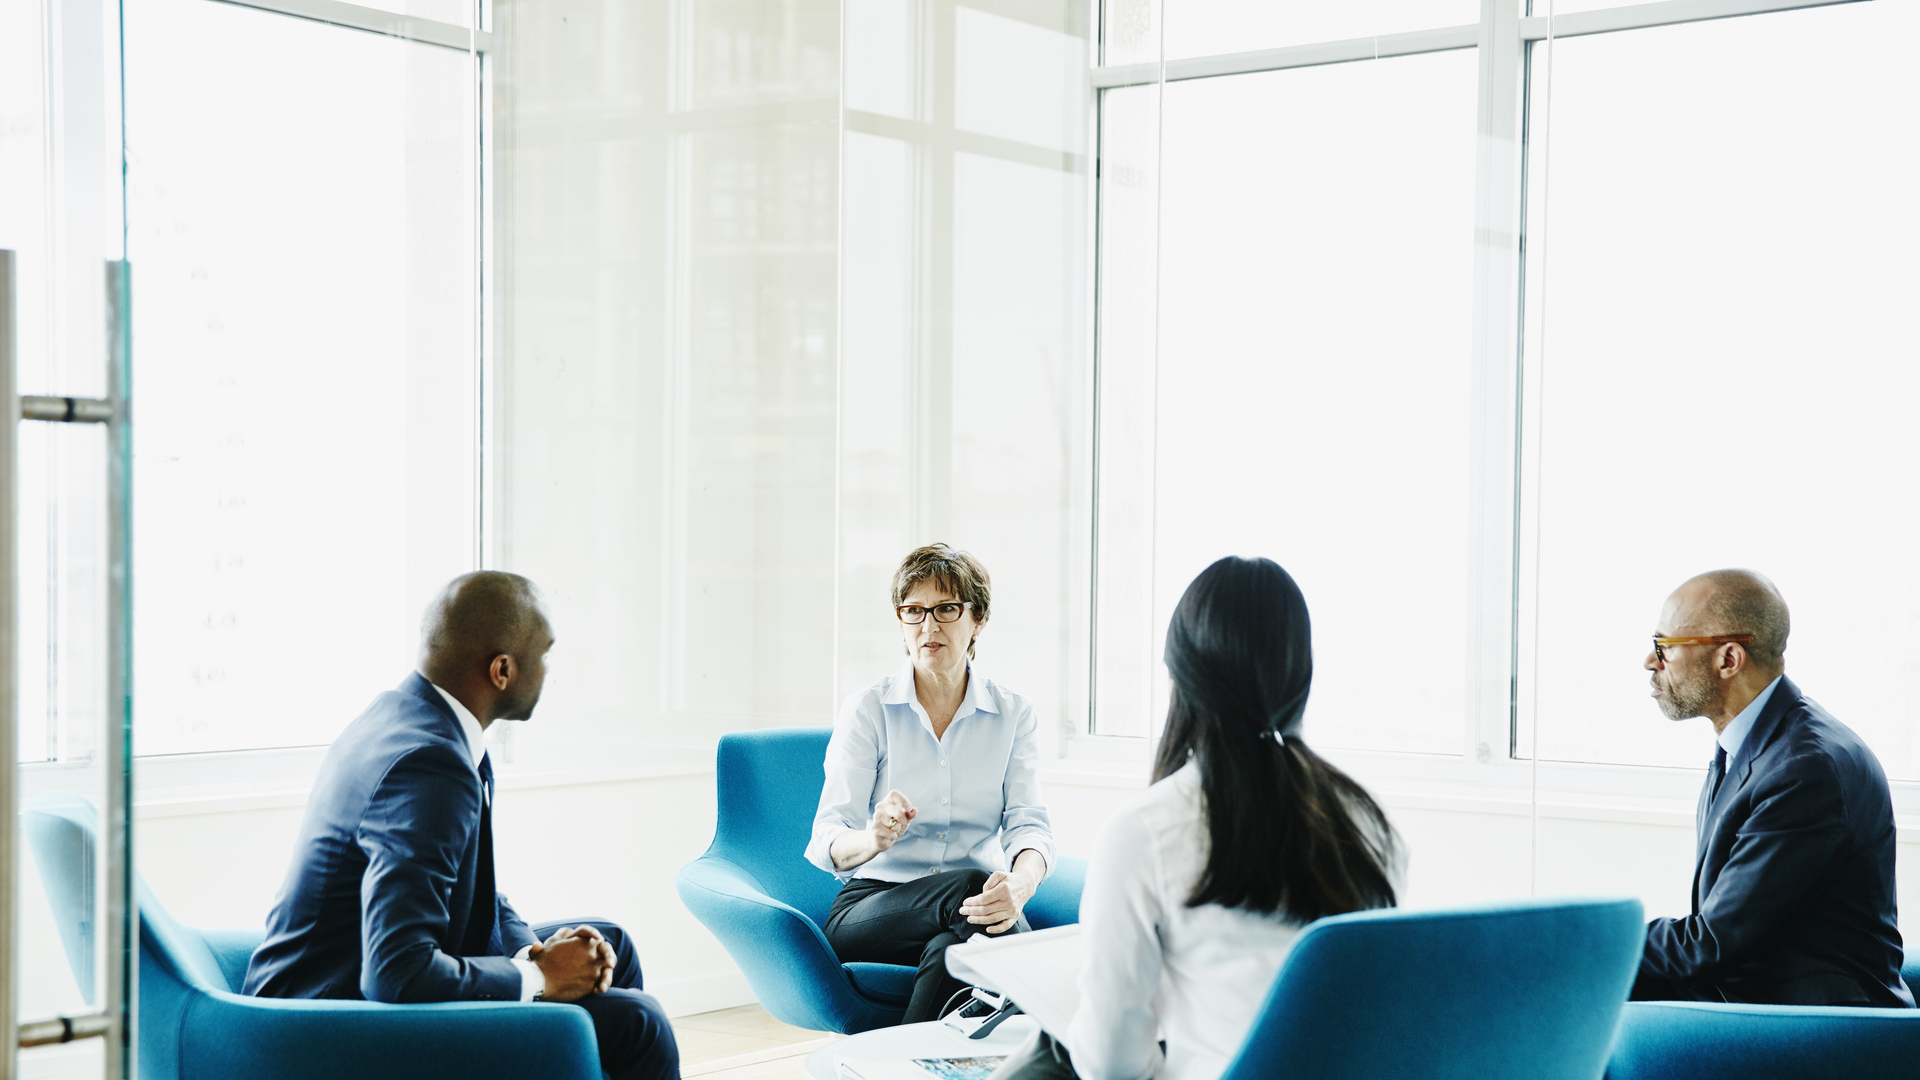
[490,653,517,691]
[1717,644,1746,680]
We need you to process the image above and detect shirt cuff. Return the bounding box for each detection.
[512,949,545,1002]
[1013,846,1050,877]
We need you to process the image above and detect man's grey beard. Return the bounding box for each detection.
[1656,662,1718,720]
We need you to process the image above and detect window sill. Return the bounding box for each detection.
[20,741,718,820]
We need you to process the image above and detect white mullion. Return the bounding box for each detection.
[1091,24,1478,88]
[1518,0,1865,40]
[1465,0,1527,766]
[205,0,488,52]
[1089,0,1866,88]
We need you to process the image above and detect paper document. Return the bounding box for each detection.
[837,1057,1006,1080]
[944,924,1083,1042]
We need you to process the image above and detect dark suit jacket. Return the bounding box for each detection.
[243,673,540,1002]
[1642,676,1913,1007]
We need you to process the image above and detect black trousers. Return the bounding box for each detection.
[824,871,1030,1025]
[530,919,679,1080]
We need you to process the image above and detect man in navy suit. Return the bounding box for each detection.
[1636,569,1911,1007]
[245,572,680,1079]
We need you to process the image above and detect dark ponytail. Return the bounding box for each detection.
[1151,556,1399,923]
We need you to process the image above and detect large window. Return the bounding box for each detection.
[1089,0,1920,784]
[122,0,485,756]
[1516,1,1920,777]
[1093,50,1479,750]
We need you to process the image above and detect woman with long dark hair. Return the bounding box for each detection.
[1065,556,1403,1080]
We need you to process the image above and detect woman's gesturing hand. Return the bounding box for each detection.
[868,789,918,852]
[960,869,1034,935]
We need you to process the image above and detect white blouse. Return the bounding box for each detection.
[803,659,1055,883]
[1067,762,1402,1080]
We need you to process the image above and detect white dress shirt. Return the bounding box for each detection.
[425,678,544,1002]
[805,659,1055,882]
[1718,674,1783,764]
[1067,762,1404,1080]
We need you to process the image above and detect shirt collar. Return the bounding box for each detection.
[1717,674,1782,762]
[882,659,1001,720]
[424,676,488,768]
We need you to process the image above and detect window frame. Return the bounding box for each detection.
[73,0,494,769]
[1076,0,1914,813]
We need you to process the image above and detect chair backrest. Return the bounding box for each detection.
[707,727,845,926]
[23,793,236,996]
[1222,897,1645,1080]
[21,792,100,1002]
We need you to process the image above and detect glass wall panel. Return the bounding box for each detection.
[844,0,915,119]
[839,130,915,685]
[671,118,839,722]
[1520,1,1920,779]
[123,0,479,755]
[3,0,129,1067]
[1090,82,1161,738]
[950,150,1081,732]
[1094,49,1479,751]
[954,7,1081,152]
[685,0,838,109]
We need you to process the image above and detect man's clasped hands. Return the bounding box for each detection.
[867,788,1034,935]
[525,924,618,1002]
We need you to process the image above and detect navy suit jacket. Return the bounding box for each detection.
[243,673,540,1002]
[1642,676,1912,1007]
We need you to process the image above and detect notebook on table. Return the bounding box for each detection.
[944,924,1084,1044]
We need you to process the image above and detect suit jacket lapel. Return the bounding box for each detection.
[1693,677,1801,899]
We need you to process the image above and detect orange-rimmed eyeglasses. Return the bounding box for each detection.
[1651,634,1753,663]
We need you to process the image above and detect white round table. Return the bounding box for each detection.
[804,1016,1039,1080]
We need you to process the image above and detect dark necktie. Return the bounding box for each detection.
[463,753,498,956]
[1698,744,1727,834]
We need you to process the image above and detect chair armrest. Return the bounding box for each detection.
[677,856,901,1034]
[1607,1001,1920,1080]
[196,928,265,992]
[178,991,601,1080]
[1025,856,1088,929]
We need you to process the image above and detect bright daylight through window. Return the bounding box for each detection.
[1091,0,1920,786]
[123,0,482,756]
[1516,0,1920,779]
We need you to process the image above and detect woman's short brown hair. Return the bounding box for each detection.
[891,544,991,657]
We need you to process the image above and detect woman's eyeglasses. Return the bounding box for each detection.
[897,602,973,625]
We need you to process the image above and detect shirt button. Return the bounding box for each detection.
[940,760,947,766]
[938,833,946,839]
[941,797,948,805]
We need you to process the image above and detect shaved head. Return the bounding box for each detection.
[1673,568,1790,672]
[419,572,554,722]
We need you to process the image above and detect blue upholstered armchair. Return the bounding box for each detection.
[1220,897,1647,1080]
[1604,946,1920,1080]
[24,794,602,1080]
[676,727,1086,1034]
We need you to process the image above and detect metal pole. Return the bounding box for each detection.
[103,259,133,1079]
[1,247,21,1080]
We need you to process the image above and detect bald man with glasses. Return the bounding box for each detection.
[1636,569,1911,1007]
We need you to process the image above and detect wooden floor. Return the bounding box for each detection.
[674,1004,841,1080]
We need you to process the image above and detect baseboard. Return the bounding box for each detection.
[649,969,758,1018]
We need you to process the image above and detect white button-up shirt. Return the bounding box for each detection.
[1717,674,1783,764]
[805,659,1056,882]
[1069,762,1404,1080]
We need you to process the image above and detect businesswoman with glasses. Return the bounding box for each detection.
[805,543,1056,1024]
